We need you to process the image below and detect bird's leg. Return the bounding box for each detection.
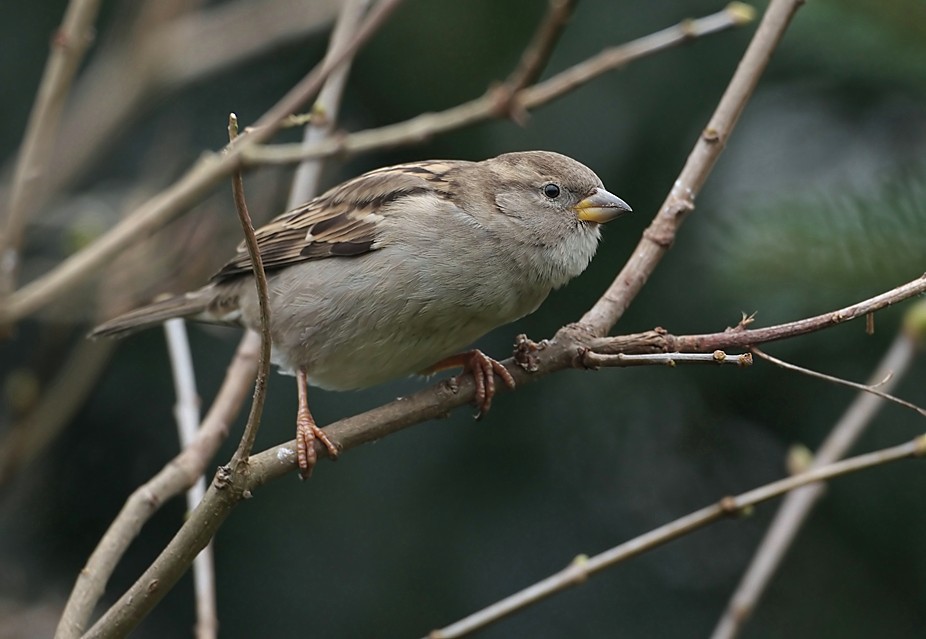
[295,368,339,479]
[425,350,516,416]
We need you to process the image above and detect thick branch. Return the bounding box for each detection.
[53,332,259,639]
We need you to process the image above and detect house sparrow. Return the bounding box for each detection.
[91,151,631,477]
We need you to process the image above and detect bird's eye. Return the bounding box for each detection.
[542,183,561,199]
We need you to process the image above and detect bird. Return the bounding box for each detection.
[91,150,631,477]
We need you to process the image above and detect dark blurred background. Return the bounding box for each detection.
[1,0,925,637]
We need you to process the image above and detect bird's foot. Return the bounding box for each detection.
[295,409,339,479]
[428,349,516,416]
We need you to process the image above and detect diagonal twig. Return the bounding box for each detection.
[424,433,926,639]
[0,0,102,299]
[54,332,260,639]
[492,0,578,123]
[711,329,921,639]
[579,0,802,336]
[287,0,370,206]
[244,4,754,167]
[0,0,405,325]
[751,346,926,418]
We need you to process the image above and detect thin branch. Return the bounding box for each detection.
[711,331,919,639]
[227,115,271,468]
[213,278,926,491]
[582,350,753,368]
[0,0,101,299]
[287,0,370,206]
[579,0,799,335]
[54,331,260,639]
[68,274,924,637]
[73,265,926,638]
[751,347,926,418]
[504,0,577,92]
[163,319,216,639]
[586,274,926,355]
[0,0,405,325]
[70,5,377,635]
[244,4,753,166]
[492,0,578,123]
[32,0,339,216]
[425,434,926,639]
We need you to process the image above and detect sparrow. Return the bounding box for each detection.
[91,151,631,477]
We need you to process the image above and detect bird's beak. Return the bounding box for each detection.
[573,188,632,224]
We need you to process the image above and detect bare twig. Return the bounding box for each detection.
[579,0,799,335]
[54,332,260,639]
[425,434,926,639]
[163,319,216,639]
[214,277,926,489]
[287,0,370,205]
[245,4,753,166]
[225,278,926,492]
[227,115,271,469]
[504,0,577,92]
[73,249,926,638]
[71,5,379,634]
[32,0,339,214]
[0,0,101,298]
[492,0,578,123]
[0,0,405,325]
[711,331,919,639]
[586,274,926,355]
[751,347,926,418]
[582,350,753,368]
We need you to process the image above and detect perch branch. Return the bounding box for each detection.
[78,277,925,639]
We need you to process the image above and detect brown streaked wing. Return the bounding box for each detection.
[211,161,463,282]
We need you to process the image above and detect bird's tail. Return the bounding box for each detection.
[89,291,214,338]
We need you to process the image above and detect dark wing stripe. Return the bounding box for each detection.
[211,173,455,283]
[362,186,430,210]
[329,240,374,256]
[308,212,351,236]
